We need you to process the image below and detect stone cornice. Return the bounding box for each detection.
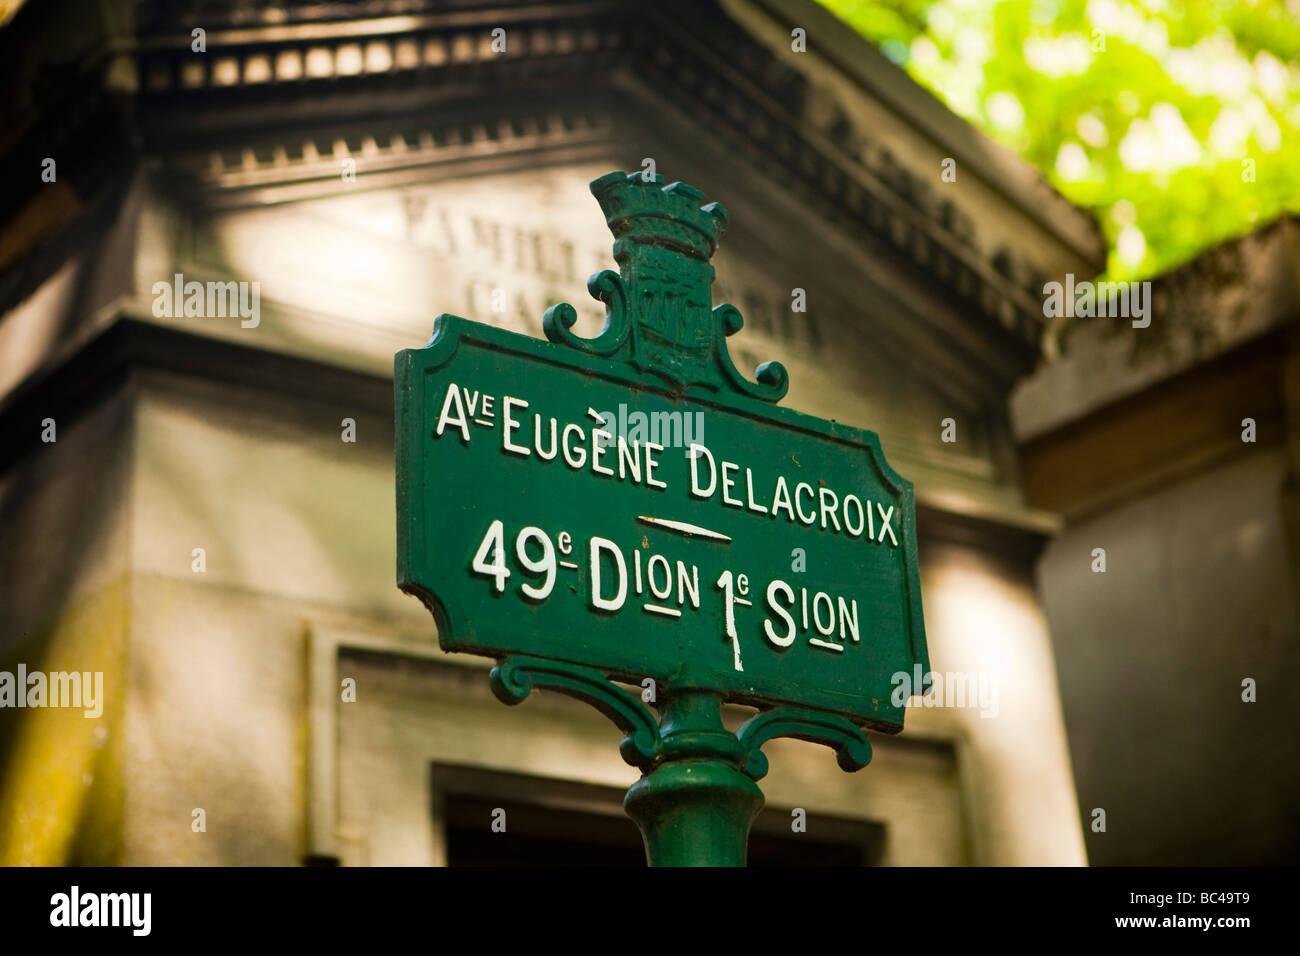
[1012,215,1300,442]
[744,0,1105,268]
[0,0,1080,372]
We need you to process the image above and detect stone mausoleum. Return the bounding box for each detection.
[2,0,1293,865]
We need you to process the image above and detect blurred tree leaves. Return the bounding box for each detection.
[819,0,1300,279]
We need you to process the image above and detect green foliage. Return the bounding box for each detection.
[819,0,1300,279]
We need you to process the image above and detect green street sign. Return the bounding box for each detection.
[398,171,930,865]
[396,171,928,733]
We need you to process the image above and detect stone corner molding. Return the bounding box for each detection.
[304,623,448,864]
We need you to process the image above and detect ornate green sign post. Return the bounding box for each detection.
[396,171,929,866]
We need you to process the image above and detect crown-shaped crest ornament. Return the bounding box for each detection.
[542,171,788,402]
[590,171,728,260]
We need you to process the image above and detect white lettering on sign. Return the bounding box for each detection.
[432,382,901,550]
[436,383,471,441]
[589,536,626,611]
[441,385,899,676]
[469,518,866,670]
[502,396,529,456]
[764,580,796,647]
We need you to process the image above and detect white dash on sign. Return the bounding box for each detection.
[559,561,578,570]
[808,639,844,653]
[733,597,753,607]
[473,419,494,427]
[636,516,732,544]
[643,604,682,618]
[586,407,607,424]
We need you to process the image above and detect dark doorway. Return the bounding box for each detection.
[436,765,885,866]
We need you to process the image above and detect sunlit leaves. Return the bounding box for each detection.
[819,0,1300,279]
